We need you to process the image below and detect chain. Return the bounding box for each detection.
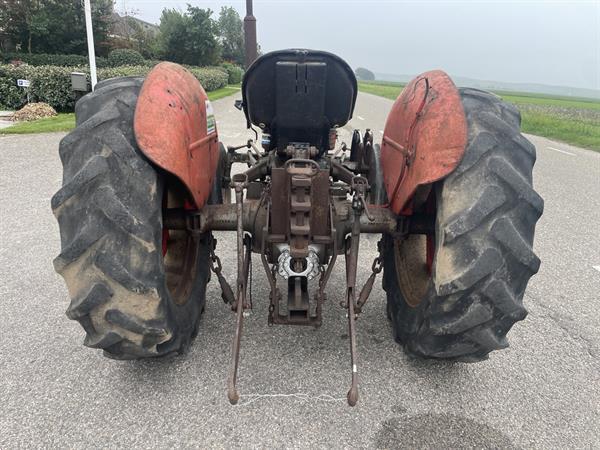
[371,255,383,275]
[208,235,235,305]
[244,234,253,309]
[355,255,383,313]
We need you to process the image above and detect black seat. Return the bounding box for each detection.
[242,49,357,152]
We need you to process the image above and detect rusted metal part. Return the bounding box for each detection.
[330,159,356,185]
[262,200,282,326]
[227,173,249,405]
[243,234,253,309]
[381,70,467,215]
[164,197,403,247]
[164,202,262,233]
[286,158,319,259]
[134,62,219,209]
[356,255,383,314]
[312,206,338,326]
[209,236,235,305]
[344,188,364,407]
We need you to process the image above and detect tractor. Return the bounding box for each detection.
[51,49,543,406]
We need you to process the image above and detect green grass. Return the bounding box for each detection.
[358,81,404,100]
[358,80,600,150]
[0,113,75,134]
[0,85,241,135]
[518,109,600,149]
[207,84,240,101]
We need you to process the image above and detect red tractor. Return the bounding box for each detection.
[52,49,543,406]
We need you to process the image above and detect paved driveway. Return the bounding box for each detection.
[0,92,598,448]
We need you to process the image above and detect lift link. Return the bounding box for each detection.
[227,173,250,405]
[208,237,235,306]
[344,175,371,406]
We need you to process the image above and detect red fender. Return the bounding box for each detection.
[381,70,468,215]
[134,62,219,208]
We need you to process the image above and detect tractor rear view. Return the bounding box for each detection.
[52,49,542,406]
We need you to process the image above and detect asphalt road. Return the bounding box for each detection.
[1,91,599,449]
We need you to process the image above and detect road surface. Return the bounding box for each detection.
[0,91,598,448]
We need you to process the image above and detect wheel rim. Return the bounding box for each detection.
[393,190,436,307]
[162,181,201,306]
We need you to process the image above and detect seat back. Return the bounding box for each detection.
[242,49,357,151]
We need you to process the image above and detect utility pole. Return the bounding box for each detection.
[244,0,257,68]
[84,0,98,90]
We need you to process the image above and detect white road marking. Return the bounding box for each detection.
[593,265,600,273]
[356,115,365,121]
[547,146,576,156]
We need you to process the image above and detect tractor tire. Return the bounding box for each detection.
[52,78,212,359]
[382,88,544,361]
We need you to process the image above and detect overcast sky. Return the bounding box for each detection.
[120,0,600,90]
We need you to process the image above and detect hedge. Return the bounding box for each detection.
[107,49,145,67]
[1,53,244,80]
[0,63,229,111]
[2,52,109,68]
[221,62,244,84]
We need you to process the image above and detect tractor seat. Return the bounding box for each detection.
[242,49,357,152]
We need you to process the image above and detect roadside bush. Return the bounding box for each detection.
[221,62,243,84]
[0,63,229,111]
[108,49,145,67]
[0,64,75,111]
[142,59,162,68]
[186,66,229,91]
[97,65,151,80]
[98,65,227,91]
[1,52,109,68]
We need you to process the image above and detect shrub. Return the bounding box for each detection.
[186,66,229,91]
[0,64,35,110]
[108,49,145,67]
[221,62,243,84]
[0,64,76,111]
[142,59,162,68]
[0,63,229,112]
[1,52,109,68]
[97,65,151,80]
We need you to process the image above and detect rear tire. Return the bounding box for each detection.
[52,78,211,359]
[383,88,544,361]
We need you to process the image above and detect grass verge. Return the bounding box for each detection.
[357,81,404,100]
[357,80,600,150]
[0,113,75,134]
[0,85,241,135]
[207,85,241,101]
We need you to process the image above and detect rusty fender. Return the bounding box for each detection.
[134,62,219,209]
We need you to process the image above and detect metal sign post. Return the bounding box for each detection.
[17,79,31,103]
[84,0,98,90]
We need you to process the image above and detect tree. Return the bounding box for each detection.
[127,17,160,59]
[157,6,220,66]
[0,0,47,53]
[217,6,243,65]
[155,9,189,63]
[355,67,375,81]
[0,0,114,55]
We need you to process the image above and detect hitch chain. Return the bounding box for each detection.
[209,236,235,305]
[356,256,383,314]
[339,255,382,314]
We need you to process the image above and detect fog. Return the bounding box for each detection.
[124,0,599,90]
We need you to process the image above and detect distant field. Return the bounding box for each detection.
[358,80,600,150]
